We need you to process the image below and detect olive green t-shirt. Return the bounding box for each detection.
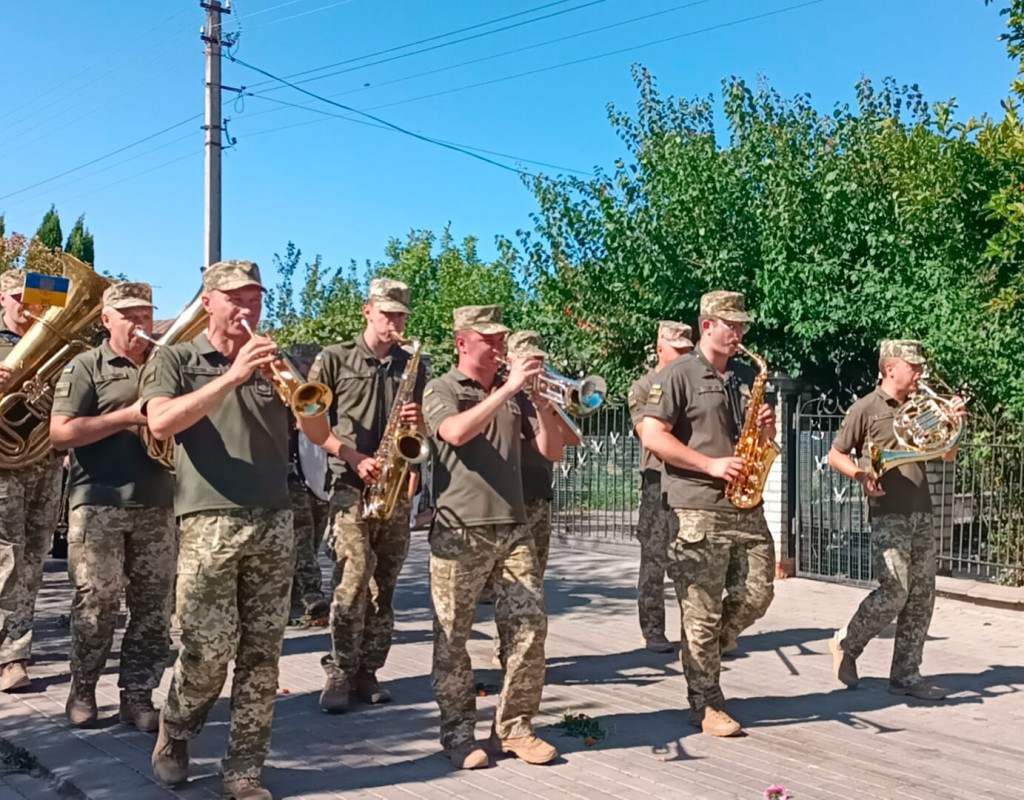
[831,386,932,516]
[307,336,428,492]
[629,367,661,475]
[50,342,173,510]
[0,328,21,359]
[138,333,290,517]
[644,348,756,511]
[423,368,539,528]
[520,431,554,503]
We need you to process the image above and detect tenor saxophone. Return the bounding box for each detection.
[724,345,781,509]
[362,337,427,520]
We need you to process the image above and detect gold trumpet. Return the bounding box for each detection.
[239,319,333,418]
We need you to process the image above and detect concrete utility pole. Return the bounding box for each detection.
[201,0,231,268]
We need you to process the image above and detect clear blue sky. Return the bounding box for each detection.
[0,0,1015,315]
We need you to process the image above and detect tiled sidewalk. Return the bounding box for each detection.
[1,534,1022,800]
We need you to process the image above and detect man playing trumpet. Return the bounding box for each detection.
[49,282,175,730]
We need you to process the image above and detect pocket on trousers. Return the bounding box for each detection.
[673,509,707,544]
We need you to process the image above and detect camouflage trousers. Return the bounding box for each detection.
[430,523,547,749]
[0,456,62,666]
[288,478,328,611]
[67,505,176,691]
[635,472,671,640]
[322,485,410,679]
[667,507,775,711]
[163,509,294,780]
[838,511,935,685]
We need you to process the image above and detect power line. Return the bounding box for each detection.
[249,0,363,28]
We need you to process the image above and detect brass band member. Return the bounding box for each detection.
[423,305,564,769]
[628,321,693,653]
[827,340,964,700]
[143,261,293,800]
[0,269,63,693]
[641,291,776,738]
[49,282,176,730]
[297,279,426,713]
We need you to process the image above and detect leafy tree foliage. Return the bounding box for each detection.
[35,206,63,251]
[65,215,95,265]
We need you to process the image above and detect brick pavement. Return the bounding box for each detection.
[0,534,1022,800]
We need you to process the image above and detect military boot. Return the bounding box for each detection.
[829,634,859,688]
[222,774,273,799]
[120,690,160,732]
[152,711,189,786]
[488,731,558,765]
[65,682,98,727]
[351,669,391,705]
[319,655,349,714]
[0,661,30,693]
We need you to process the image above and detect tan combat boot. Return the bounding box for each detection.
[222,774,272,799]
[489,731,558,765]
[120,690,160,732]
[0,661,30,693]
[65,682,98,727]
[319,671,350,714]
[152,711,189,785]
[700,707,743,737]
[829,634,859,687]
[443,742,489,770]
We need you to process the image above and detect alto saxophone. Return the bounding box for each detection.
[362,337,427,520]
[725,345,781,509]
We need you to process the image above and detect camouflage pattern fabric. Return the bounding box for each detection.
[288,478,327,612]
[67,505,176,690]
[0,455,63,665]
[667,507,775,711]
[636,474,672,641]
[322,485,410,679]
[837,511,935,685]
[162,509,294,781]
[430,523,546,749]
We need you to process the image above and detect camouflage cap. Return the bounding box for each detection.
[102,281,154,310]
[202,259,264,293]
[879,339,927,365]
[368,278,410,313]
[507,330,547,358]
[0,269,27,295]
[700,290,752,323]
[658,320,694,349]
[453,304,509,334]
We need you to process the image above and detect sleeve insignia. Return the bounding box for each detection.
[648,383,663,404]
[627,389,637,409]
[424,387,435,398]
[62,365,75,373]
[143,369,158,386]
[54,382,71,398]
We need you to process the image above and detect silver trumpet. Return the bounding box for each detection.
[497,356,606,441]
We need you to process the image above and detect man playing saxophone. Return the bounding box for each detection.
[826,340,964,701]
[49,282,175,730]
[640,291,776,738]
[0,269,63,694]
[296,278,427,713]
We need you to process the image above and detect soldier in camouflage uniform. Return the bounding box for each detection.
[141,261,294,800]
[642,292,777,738]
[296,279,427,712]
[0,269,64,694]
[423,306,565,770]
[49,282,176,730]
[827,340,965,702]
[629,321,693,653]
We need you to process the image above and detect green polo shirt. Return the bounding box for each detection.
[832,386,932,516]
[423,368,538,528]
[50,342,172,510]
[520,396,555,502]
[629,367,661,475]
[644,349,756,511]
[308,336,428,490]
[138,333,290,517]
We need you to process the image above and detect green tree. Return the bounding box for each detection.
[64,215,95,264]
[35,205,63,251]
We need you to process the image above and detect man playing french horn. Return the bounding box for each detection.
[49,282,175,730]
[297,278,427,714]
[827,339,965,701]
[0,269,64,694]
[640,290,777,739]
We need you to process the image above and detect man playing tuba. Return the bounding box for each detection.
[0,269,64,694]
[827,339,965,701]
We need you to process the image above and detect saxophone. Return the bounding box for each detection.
[725,345,781,509]
[362,337,427,520]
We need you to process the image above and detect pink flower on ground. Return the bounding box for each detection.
[764,785,789,800]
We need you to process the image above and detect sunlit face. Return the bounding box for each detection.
[656,340,691,365]
[102,305,154,353]
[202,285,263,335]
[456,329,506,376]
[363,302,407,342]
[885,358,925,395]
[0,291,44,329]
[702,316,747,355]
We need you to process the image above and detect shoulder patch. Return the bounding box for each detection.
[627,389,637,409]
[54,382,71,398]
[143,369,158,386]
[62,364,75,373]
[424,387,434,398]
[648,383,663,404]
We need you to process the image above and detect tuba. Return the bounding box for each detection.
[363,337,427,520]
[0,254,111,469]
[868,374,968,477]
[239,319,332,418]
[725,345,781,509]
[134,294,210,470]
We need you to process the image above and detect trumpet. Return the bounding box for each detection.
[496,355,606,441]
[240,319,333,418]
